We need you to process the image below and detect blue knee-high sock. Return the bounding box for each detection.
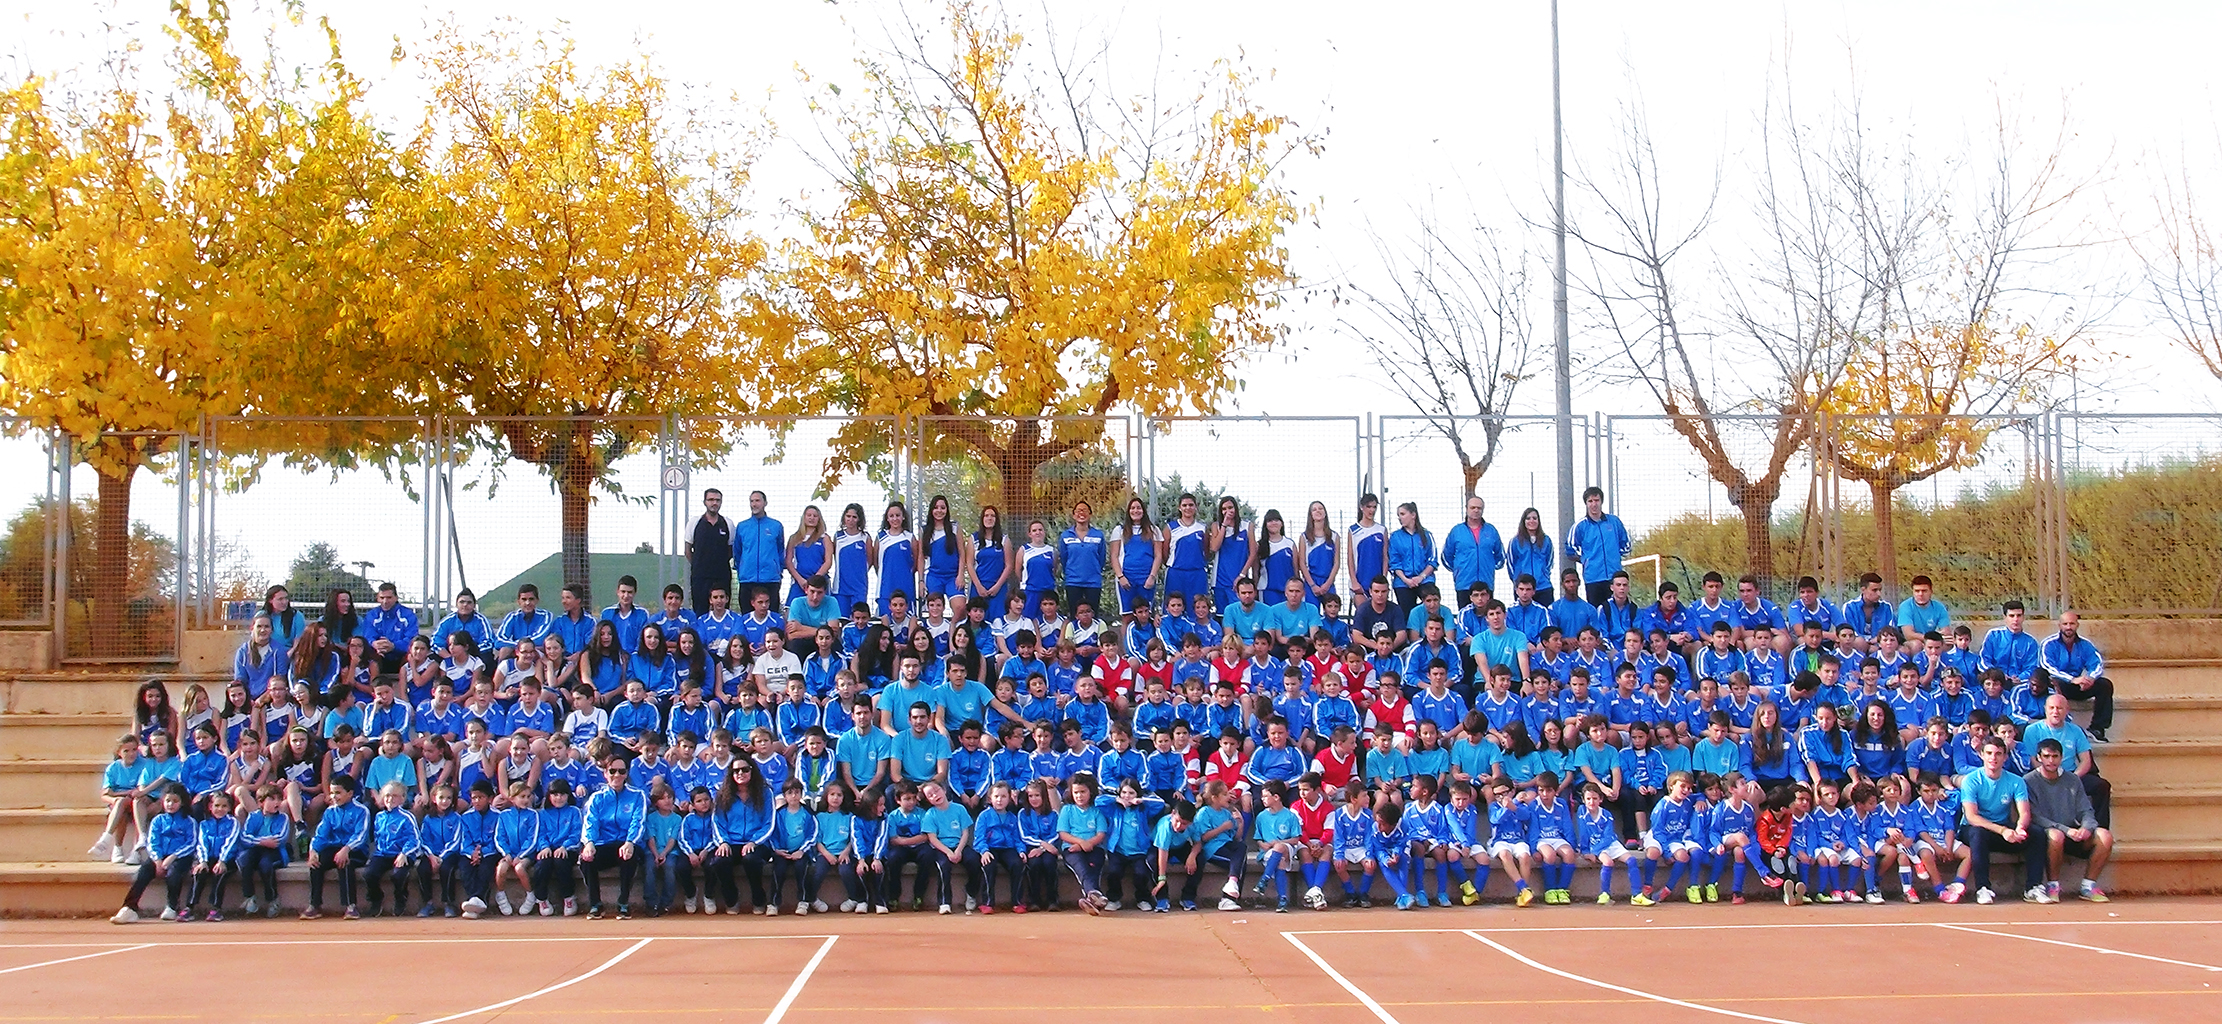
[1863,861,1878,891]
[1710,851,1729,884]
[1342,869,1358,895]
[1664,860,1681,891]
[1750,852,1774,880]
[1435,861,1449,898]
[1599,863,1615,895]
[1262,850,1282,881]
[1275,865,1289,900]
[1382,863,1410,898]
[1821,863,1836,892]
[1308,861,1327,890]
[1559,863,1575,890]
[1733,860,1747,893]
[1359,870,1375,896]
[1695,850,1713,883]
[1473,862,1491,894]
[1800,861,1813,889]
[1640,858,1657,889]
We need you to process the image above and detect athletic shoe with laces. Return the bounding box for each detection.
[1276,899,1289,913]
[1104,901,1121,913]
[1904,888,1921,904]
[1460,881,1480,905]
[796,903,809,917]
[160,907,178,922]
[111,845,130,865]
[419,904,437,918]
[206,909,224,922]
[462,897,486,920]
[1393,894,1414,910]
[300,907,322,920]
[2045,880,2061,901]
[1356,896,1374,909]
[538,898,555,916]
[587,905,605,920]
[1686,885,1703,904]
[617,905,632,920]
[1938,883,1962,904]
[1704,883,1719,903]
[1181,900,1198,911]
[814,900,831,914]
[2023,886,2048,904]
[1515,887,1535,907]
[1974,887,1995,905]
[1218,897,1243,911]
[1597,892,1613,905]
[2081,883,2110,902]
[242,897,258,916]
[111,906,139,925]
[1155,899,1172,913]
[1864,890,1884,905]
[266,902,282,918]
[343,906,360,920]
[1730,893,1746,905]
[839,900,857,913]
[1304,885,1325,909]
[1438,892,1458,908]
[90,834,116,860]
[765,903,779,917]
[562,897,579,917]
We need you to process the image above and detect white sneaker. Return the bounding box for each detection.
[159,907,178,922]
[1217,897,1242,911]
[111,845,129,864]
[725,902,741,915]
[856,902,871,914]
[1221,877,1241,898]
[795,903,809,917]
[937,903,952,915]
[1104,901,1122,912]
[764,904,778,917]
[89,835,116,860]
[242,897,258,916]
[964,896,976,912]
[538,898,555,917]
[497,892,515,916]
[463,897,486,915]
[111,907,139,925]
[124,847,145,866]
[1975,887,1996,905]
[812,900,829,914]
[874,904,888,914]
[839,899,858,913]
[562,898,578,917]
[2024,886,2047,904]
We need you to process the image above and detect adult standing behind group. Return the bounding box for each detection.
[1566,486,1630,609]
[1440,496,1504,608]
[733,491,785,613]
[683,489,732,616]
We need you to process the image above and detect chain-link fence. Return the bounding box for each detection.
[10,409,2222,661]
[57,432,190,661]
[0,422,56,627]
[1818,413,2057,617]
[1376,414,1588,598]
[202,417,435,626]
[2057,412,2222,614]
[1600,413,1829,604]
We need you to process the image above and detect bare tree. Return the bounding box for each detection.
[1568,94,1834,588]
[2138,145,2222,382]
[1341,206,1537,497]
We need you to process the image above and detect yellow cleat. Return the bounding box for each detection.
[1630,891,1655,907]
[1516,887,1535,908]
[1686,885,1703,904]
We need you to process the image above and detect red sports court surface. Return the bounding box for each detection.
[3,899,2218,1023]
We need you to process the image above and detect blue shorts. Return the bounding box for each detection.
[1163,569,1207,608]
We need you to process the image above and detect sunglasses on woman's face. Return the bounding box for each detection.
[734,766,753,774]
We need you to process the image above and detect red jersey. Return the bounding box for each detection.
[1310,745,1358,790]
[1306,652,1338,685]
[1133,657,1175,697]
[1176,743,1204,791]
[1293,792,1334,842]
[1334,660,1376,704]
[1212,656,1248,691]
[1203,748,1249,791]
[1368,692,1416,739]
[1092,653,1136,703]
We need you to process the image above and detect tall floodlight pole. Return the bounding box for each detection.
[1551,0,1576,549]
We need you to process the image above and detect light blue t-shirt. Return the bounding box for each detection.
[887,729,950,783]
[1469,628,1531,680]
[2020,720,2091,770]
[1223,602,1273,642]
[1960,768,2029,825]
[919,803,973,846]
[103,758,149,794]
[1253,806,1302,843]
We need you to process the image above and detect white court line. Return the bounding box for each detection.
[0,944,152,976]
[1464,930,1812,1024]
[0,934,835,951]
[762,935,839,1024]
[1934,922,2222,973]
[412,938,655,1024]
[1282,917,2222,936]
[1281,933,1404,1024]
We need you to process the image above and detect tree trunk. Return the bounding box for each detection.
[1870,478,1899,593]
[558,422,594,590]
[1461,460,1483,499]
[92,464,135,658]
[1731,476,1784,591]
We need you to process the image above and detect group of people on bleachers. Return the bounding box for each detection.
[98,485,2119,922]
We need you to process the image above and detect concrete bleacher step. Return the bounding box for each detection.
[2112,696,2222,739]
[2110,841,2222,894]
[0,852,2128,920]
[2088,739,2222,787]
[0,673,214,716]
[2111,784,2222,842]
[0,760,106,810]
[0,713,131,760]
[2107,659,2222,699]
[0,808,107,862]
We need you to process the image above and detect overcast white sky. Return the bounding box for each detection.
[5,0,2219,599]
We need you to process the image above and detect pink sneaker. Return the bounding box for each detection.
[1938,884,1963,905]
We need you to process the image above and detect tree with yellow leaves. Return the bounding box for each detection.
[1820,317,2067,590]
[371,29,769,589]
[0,3,404,655]
[766,1,1312,519]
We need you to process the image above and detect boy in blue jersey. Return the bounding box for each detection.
[1526,772,1580,904]
[1575,782,1632,904]
[1364,799,1420,910]
[304,775,372,919]
[1705,775,1760,903]
[1149,796,1203,912]
[1326,781,1377,907]
[1485,779,1537,906]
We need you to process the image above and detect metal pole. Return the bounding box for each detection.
[1551,0,1577,555]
